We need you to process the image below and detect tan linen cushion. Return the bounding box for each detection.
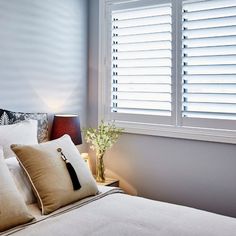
[11,135,98,215]
[0,147,34,232]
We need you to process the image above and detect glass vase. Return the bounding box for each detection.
[96,153,105,182]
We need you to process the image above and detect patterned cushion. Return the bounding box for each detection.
[0,109,48,143]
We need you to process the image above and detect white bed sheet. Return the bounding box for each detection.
[2,186,236,236]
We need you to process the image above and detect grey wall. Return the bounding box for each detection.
[88,0,236,217]
[0,0,88,151]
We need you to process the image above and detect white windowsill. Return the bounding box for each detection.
[114,120,236,144]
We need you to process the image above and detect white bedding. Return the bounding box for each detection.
[2,186,236,236]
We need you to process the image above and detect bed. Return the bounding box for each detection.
[0,109,236,236]
[1,186,236,236]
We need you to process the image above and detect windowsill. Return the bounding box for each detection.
[114,120,236,144]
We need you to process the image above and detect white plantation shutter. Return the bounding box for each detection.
[182,0,236,126]
[100,0,236,142]
[109,0,173,123]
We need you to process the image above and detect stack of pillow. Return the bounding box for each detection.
[0,119,98,232]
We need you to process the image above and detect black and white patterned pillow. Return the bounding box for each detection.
[0,109,48,143]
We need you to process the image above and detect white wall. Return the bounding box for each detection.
[88,0,236,218]
[0,0,88,151]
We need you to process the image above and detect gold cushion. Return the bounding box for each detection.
[0,147,34,232]
[11,135,98,215]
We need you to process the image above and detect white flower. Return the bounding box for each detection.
[83,120,123,157]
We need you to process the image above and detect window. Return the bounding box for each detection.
[99,0,236,143]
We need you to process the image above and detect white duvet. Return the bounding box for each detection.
[2,186,236,236]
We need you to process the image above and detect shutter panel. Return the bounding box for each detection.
[111,1,172,116]
[182,0,236,120]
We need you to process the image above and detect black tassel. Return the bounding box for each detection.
[57,148,81,191]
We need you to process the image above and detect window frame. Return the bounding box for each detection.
[98,0,236,144]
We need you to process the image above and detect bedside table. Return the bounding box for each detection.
[96,178,119,187]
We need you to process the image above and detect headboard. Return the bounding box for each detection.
[0,109,48,142]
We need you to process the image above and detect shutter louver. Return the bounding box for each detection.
[182,0,236,120]
[111,2,172,116]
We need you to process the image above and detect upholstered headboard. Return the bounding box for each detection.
[0,109,48,142]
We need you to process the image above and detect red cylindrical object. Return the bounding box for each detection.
[50,115,82,145]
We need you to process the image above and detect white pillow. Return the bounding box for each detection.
[5,157,36,205]
[0,119,38,158]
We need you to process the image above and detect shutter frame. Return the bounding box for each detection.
[182,0,236,125]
